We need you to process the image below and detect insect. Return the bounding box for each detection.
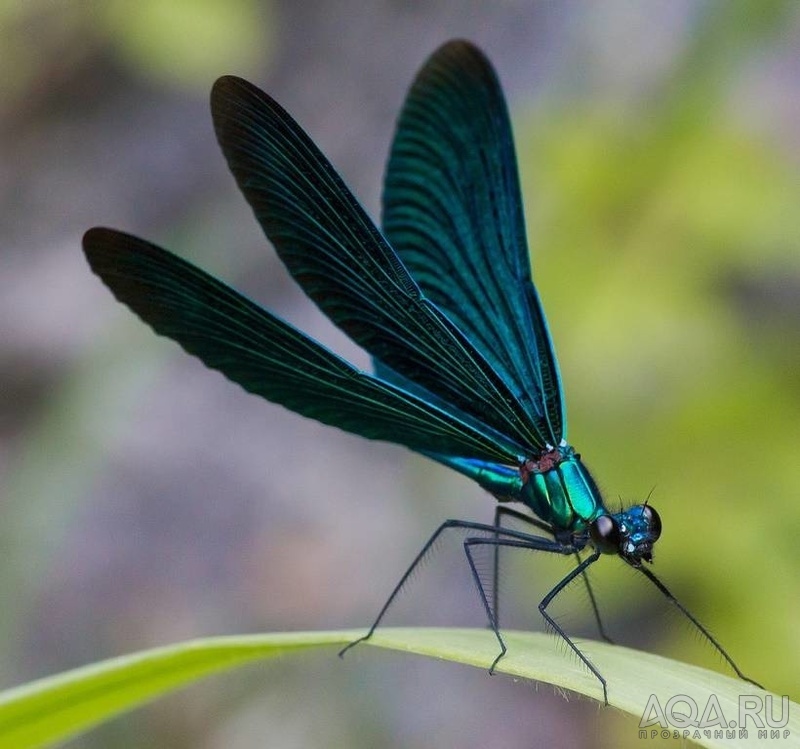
[83,40,759,703]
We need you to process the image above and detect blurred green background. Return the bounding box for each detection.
[0,1,797,747]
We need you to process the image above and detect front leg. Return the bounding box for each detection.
[536,550,608,703]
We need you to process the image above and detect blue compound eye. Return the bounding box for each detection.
[589,515,620,555]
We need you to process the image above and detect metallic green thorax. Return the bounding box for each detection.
[519,446,606,531]
[430,444,606,533]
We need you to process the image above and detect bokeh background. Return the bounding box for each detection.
[1,1,798,747]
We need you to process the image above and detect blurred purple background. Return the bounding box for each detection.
[1,2,798,747]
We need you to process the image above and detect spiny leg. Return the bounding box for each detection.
[491,505,554,628]
[490,507,612,643]
[537,550,609,704]
[575,550,614,644]
[339,519,548,658]
[463,534,582,674]
[634,563,763,689]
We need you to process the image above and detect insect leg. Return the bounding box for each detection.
[489,508,611,642]
[492,505,614,645]
[339,519,539,658]
[463,535,589,676]
[536,549,607,703]
[634,563,763,689]
[574,549,614,644]
[491,505,553,627]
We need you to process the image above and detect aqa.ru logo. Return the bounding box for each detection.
[638,694,791,742]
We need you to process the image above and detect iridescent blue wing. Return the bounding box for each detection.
[210,75,539,453]
[83,228,523,463]
[382,40,564,447]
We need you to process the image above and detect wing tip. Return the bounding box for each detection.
[83,226,112,248]
[211,74,275,123]
[82,228,168,277]
[429,39,492,72]
[211,74,250,103]
[82,226,125,268]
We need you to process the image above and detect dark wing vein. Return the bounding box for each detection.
[83,228,522,463]
[211,74,539,451]
[382,40,565,446]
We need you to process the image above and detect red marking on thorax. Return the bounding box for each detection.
[519,448,565,483]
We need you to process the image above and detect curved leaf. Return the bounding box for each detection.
[0,628,790,749]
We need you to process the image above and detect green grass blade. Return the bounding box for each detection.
[0,628,792,749]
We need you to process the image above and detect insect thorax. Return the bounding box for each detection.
[519,445,605,532]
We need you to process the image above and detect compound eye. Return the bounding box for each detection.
[590,515,620,554]
[643,505,662,541]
